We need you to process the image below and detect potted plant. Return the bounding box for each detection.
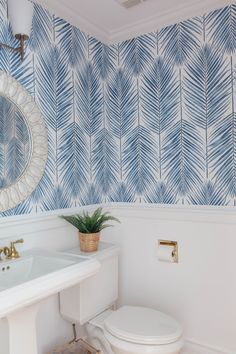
[60,207,120,252]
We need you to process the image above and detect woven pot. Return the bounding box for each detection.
[79,232,100,252]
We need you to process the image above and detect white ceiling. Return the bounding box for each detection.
[34,0,233,44]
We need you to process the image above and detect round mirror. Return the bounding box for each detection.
[0,72,48,211]
[0,96,31,188]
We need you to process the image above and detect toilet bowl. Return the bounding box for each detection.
[86,324,113,354]
[60,243,184,354]
[86,306,183,354]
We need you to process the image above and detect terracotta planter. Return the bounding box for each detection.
[79,232,100,252]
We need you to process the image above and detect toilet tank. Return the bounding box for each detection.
[60,242,120,325]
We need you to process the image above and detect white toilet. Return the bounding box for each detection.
[60,243,184,354]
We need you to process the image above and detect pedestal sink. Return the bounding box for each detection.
[0,249,100,354]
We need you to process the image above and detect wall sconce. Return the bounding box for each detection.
[0,0,33,60]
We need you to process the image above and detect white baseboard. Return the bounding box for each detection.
[182,339,234,354]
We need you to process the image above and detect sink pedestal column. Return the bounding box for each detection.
[7,303,40,354]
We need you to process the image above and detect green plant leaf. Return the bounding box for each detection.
[59,207,120,233]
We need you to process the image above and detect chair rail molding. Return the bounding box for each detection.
[0,202,236,242]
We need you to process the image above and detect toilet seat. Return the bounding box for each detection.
[104,306,183,345]
[104,330,184,354]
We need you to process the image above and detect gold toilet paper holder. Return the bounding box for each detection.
[158,240,178,263]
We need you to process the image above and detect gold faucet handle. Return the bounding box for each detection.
[9,239,24,259]
[12,238,24,246]
[3,247,10,258]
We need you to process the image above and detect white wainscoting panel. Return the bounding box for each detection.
[0,205,95,354]
[102,204,236,354]
[0,203,235,354]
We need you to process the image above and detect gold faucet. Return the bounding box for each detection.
[3,239,24,260]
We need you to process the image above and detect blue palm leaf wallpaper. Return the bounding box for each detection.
[0,0,236,216]
[55,17,88,68]
[207,5,236,55]
[160,19,202,66]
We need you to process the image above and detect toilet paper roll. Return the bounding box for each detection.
[158,245,175,262]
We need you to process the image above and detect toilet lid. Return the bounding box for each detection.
[104,306,183,345]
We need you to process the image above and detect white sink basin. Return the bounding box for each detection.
[0,248,100,317]
[0,252,75,289]
[0,248,100,354]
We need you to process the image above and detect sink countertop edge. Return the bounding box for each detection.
[0,258,100,318]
